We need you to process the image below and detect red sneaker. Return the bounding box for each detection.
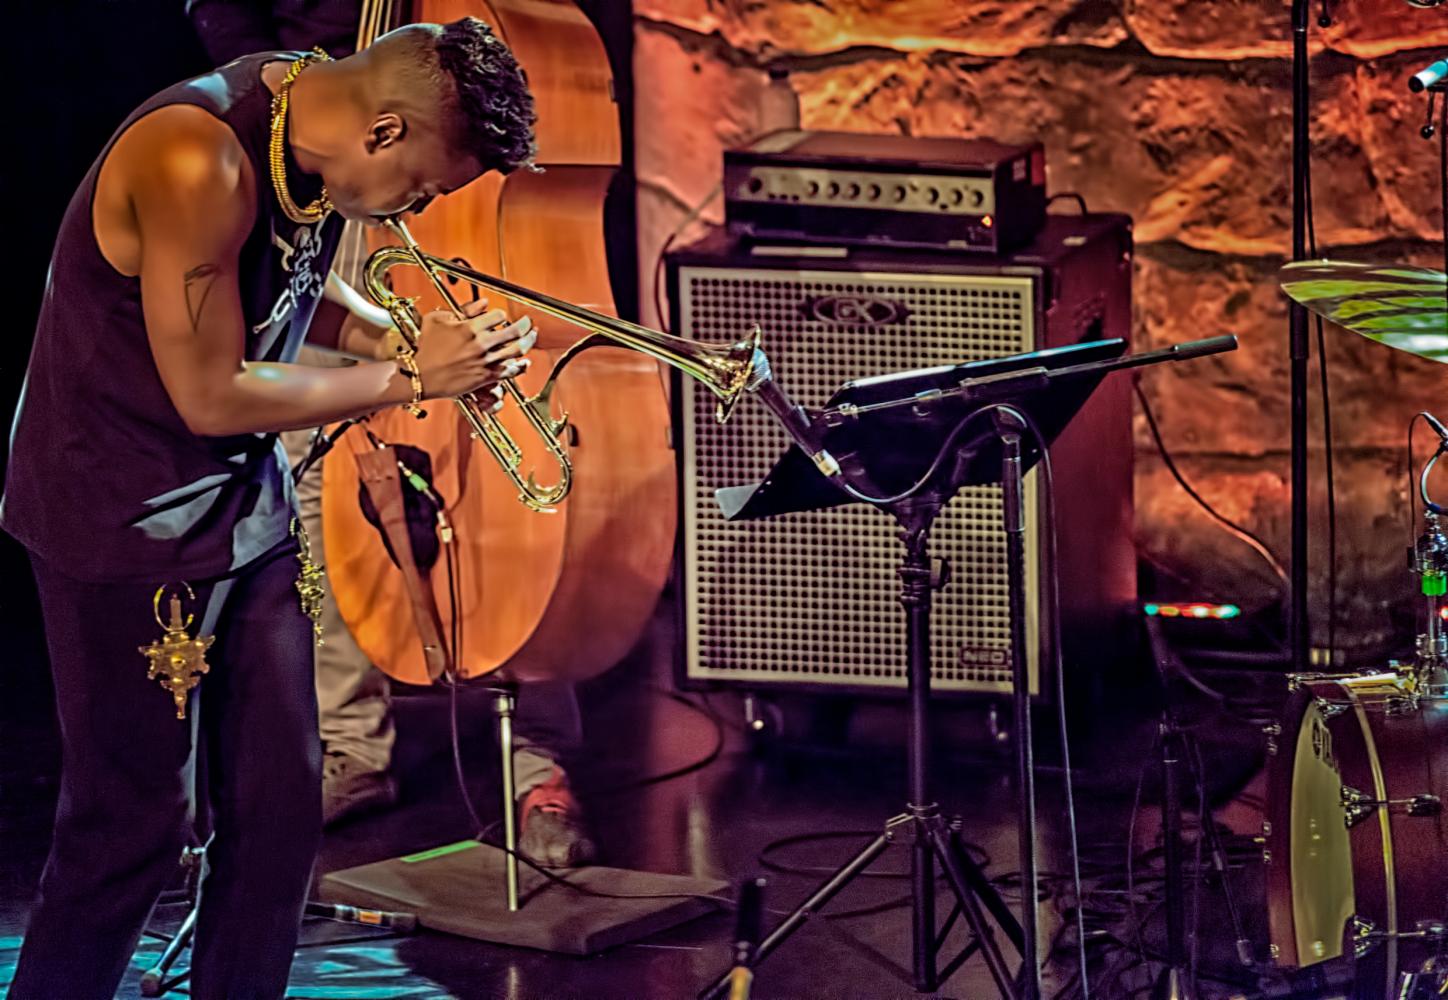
[518,766,597,868]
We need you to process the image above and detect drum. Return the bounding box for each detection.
[1264,672,1448,999]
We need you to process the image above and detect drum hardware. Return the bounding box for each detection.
[1339,787,1443,829]
[1391,927,1448,1000]
[1412,451,1448,696]
[1397,964,1448,1000]
[1265,669,1448,995]
[1382,689,1422,718]
[1150,717,1201,1000]
[1142,614,1254,996]
[1356,919,1448,948]
[1352,915,1381,960]
[1263,720,1283,756]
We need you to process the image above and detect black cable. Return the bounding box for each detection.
[599,690,726,792]
[442,670,736,910]
[1411,415,1423,549]
[757,829,990,880]
[651,183,723,333]
[1134,381,1289,587]
[830,406,1002,506]
[1046,192,1090,214]
[1124,735,1155,969]
[289,418,361,484]
[426,476,735,911]
[1423,445,1448,515]
[1302,112,1337,664]
[1008,404,1090,1000]
[1316,321,1336,660]
[1189,738,1205,993]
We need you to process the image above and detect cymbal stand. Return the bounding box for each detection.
[1413,436,1448,696]
[1142,618,1253,999]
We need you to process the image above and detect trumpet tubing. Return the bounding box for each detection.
[362,221,760,511]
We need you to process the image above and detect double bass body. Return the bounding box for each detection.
[321,0,676,684]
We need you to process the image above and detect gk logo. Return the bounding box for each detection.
[805,295,910,326]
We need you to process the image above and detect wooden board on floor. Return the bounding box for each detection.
[318,839,729,955]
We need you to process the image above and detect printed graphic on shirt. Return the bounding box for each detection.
[252,221,329,356]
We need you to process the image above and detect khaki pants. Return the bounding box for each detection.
[280,389,576,792]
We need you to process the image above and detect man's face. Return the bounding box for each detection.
[322,115,484,224]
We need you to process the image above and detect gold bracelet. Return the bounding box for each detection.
[398,356,425,417]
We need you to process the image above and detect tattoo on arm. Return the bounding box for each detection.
[183,264,220,333]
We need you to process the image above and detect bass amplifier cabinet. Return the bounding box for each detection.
[665,213,1136,696]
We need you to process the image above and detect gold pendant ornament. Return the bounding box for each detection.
[292,517,326,644]
[139,583,215,720]
[269,48,334,225]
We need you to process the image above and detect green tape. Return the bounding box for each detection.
[1423,572,1447,597]
[400,839,479,864]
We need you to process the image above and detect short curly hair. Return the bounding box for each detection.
[432,17,538,175]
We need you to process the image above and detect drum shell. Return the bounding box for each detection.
[1265,675,1448,998]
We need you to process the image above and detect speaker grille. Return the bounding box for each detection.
[679,266,1040,693]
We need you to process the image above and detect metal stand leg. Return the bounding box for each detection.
[139,869,416,996]
[699,496,1023,1000]
[899,519,940,992]
[139,906,199,997]
[927,819,1017,997]
[1152,720,1199,1000]
[494,686,521,913]
[997,414,1042,1000]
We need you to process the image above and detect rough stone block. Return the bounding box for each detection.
[633,0,1126,58]
[788,52,1438,253]
[1123,0,1448,60]
[1132,249,1290,457]
[1136,450,1421,652]
[634,25,786,326]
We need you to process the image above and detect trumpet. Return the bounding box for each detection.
[364,218,762,512]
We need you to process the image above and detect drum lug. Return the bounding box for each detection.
[1313,697,1350,721]
[1384,694,1420,717]
[1267,942,1280,961]
[1262,721,1281,756]
[1352,915,1379,959]
[1342,786,1376,829]
[1341,786,1443,828]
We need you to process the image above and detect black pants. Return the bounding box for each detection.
[8,541,321,1000]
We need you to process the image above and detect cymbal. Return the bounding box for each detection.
[1278,259,1448,363]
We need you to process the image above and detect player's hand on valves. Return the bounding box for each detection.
[413,299,535,404]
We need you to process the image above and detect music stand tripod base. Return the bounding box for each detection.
[701,335,1236,1000]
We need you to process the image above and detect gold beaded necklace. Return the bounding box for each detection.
[268,49,333,224]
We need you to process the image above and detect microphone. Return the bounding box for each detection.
[728,877,766,1000]
[1409,57,1448,92]
[1225,956,1355,999]
[745,347,841,478]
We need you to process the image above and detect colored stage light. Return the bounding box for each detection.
[1143,602,1241,620]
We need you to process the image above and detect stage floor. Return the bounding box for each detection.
[0,592,1277,999]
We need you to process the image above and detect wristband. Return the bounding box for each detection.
[397,355,425,417]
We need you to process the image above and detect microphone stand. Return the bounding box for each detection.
[1289,0,1315,674]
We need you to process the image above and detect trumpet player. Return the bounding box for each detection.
[0,18,536,999]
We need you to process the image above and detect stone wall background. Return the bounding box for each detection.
[634,0,1448,655]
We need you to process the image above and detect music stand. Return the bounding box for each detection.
[698,334,1238,1000]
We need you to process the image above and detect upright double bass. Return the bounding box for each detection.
[321,0,677,684]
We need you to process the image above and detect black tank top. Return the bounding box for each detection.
[2,52,343,582]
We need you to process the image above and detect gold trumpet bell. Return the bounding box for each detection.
[364,219,761,511]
